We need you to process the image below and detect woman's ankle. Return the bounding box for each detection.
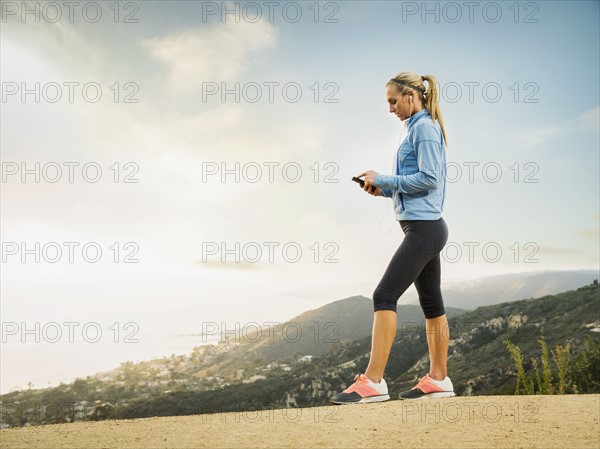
[364,370,383,383]
[428,371,447,381]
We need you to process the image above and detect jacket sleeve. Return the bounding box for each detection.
[380,187,393,198]
[373,124,443,194]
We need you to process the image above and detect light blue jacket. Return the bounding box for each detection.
[373,109,446,220]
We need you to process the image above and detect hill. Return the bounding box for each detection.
[399,269,599,310]
[190,298,466,378]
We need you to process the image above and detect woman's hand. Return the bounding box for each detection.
[357,170,380,195]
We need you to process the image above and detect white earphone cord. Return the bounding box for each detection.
[375,91,415,234]
[376,111,410,234]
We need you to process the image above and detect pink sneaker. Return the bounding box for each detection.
[331,374,390,404]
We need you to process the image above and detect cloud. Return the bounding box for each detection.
[577,106,600,130]
[196,259,261,270]
[576,229,600,240]
[515,105,599,148]
[517,125,564,148]
[142,20,276,93]
[537,246,583,255]
[1,16,117,84]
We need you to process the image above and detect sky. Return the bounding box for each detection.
[1,1,599,393]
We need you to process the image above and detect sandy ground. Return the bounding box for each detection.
[1,395,599,449]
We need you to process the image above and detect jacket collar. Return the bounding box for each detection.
[406,108,429,129]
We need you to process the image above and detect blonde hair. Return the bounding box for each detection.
[386,72,448,146]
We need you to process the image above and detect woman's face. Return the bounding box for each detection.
[386,84,412,121]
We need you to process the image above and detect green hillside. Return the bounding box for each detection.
[194,297,465,378]
[119,283,599,418]
[392,281,600,396]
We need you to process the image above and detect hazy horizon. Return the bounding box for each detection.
[1,268,598,394]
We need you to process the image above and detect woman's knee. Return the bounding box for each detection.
[424,307,446,319]
[420,298,446,319]
[373,285,398,312]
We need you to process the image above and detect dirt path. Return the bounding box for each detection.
[1,395,599,448]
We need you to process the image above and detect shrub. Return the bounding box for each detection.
[503,339,534,395]
[503,336,599,395]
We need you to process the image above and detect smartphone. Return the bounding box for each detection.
[352,176,376,193]
[351,176,365,187]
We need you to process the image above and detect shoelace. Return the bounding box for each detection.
[353,373,370,383]
[413,373,430,390]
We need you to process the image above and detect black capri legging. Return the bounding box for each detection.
[373,217,449,319]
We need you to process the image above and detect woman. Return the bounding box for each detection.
[331,72,454,403]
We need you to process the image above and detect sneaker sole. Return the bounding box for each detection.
[399,391,456,400]
[332,394,390,404]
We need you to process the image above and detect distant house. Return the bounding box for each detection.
[299,355,313,362]
[242,375,266,384]
[73,401,90,412]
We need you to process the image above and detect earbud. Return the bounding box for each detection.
[409,96,412,103]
